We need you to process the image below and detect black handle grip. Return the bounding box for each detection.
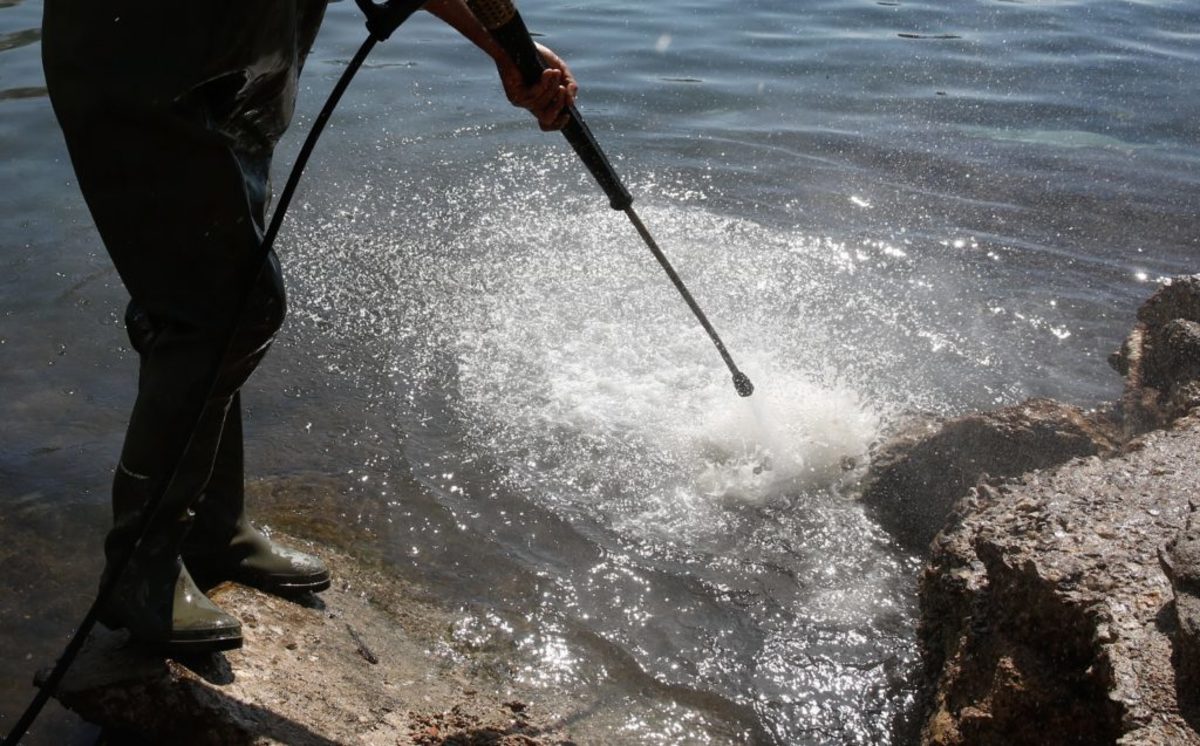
[488,12,633,210]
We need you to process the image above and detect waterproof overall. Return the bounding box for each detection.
[43,1,330,649]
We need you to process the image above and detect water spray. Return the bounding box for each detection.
[3,3,747,742]
[464,0,754,397]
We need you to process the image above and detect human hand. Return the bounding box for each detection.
[496,43,578,132]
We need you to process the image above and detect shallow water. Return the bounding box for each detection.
[2,0,1198,743]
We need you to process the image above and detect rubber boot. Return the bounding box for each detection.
[98,458,242,654]
[124,308,330,597]
[44,0,328,648]
[182,393,331,596]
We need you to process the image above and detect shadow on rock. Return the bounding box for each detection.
[859,399,1118,551]
[863,275,1200,745]
[1161,500,1200,733]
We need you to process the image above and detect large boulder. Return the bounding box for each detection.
[860,399,1117,550]
[1111,274,1200,434]
[919,414,1200,745]
[866,276,1200,555]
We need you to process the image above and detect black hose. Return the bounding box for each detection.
[5,3,752,739]
[0,34,379,746]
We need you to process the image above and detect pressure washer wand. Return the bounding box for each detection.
[468,0,754,398]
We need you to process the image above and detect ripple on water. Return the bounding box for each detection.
[283,150,944,742]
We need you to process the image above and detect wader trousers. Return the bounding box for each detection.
[43,2,327,573]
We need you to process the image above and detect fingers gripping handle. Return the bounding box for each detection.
[468,1,751,399]
[467,0,633,210]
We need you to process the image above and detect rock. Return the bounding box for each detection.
[1136,275,1200,329]
[899,275,1200,743]
[40,532,571,746]
[860,399,1118,550]
[919,414,1200,745]
[1161,502,1200,703]
[1111,275,1200,434]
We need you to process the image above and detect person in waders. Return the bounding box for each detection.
[40,1,577,655]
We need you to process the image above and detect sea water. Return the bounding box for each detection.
[2,0,1197,743]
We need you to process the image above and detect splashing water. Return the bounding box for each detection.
[694,379,877,504]
[281,146,1068,742]
[442,194,891,548]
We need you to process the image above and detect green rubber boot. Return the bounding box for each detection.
[184,511,332,596]
[99,469,242,654]
[183,395,331,596]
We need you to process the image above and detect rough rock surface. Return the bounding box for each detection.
[899,277,1200,745]
[866,276,1200,555]
[860,399,1118,550]
[1161,502,1200,701]
[1111,274,1200,435]
[919,414,1200,746]
[43,531,572,745]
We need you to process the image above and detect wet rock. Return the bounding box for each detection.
[907,277,1200,743]
[40,532,570,746]
[919,414,1200,745]
[860,399,1117,550]
[1111,274,1200,434]
[1136,274,1200,329]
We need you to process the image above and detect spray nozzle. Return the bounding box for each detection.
[733,371,754,398]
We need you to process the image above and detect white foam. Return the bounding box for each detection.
[692,365,878,503]
[287,160,1006,538]
[442,201,885,538]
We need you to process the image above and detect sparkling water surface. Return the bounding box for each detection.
[2,0,1197,743]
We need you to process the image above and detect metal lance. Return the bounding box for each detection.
[467,0,755,398]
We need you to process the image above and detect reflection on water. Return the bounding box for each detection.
[0,85,45,100]
[284,151,1043,740]
[3,0,1199,743]
[0,25,37,53]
